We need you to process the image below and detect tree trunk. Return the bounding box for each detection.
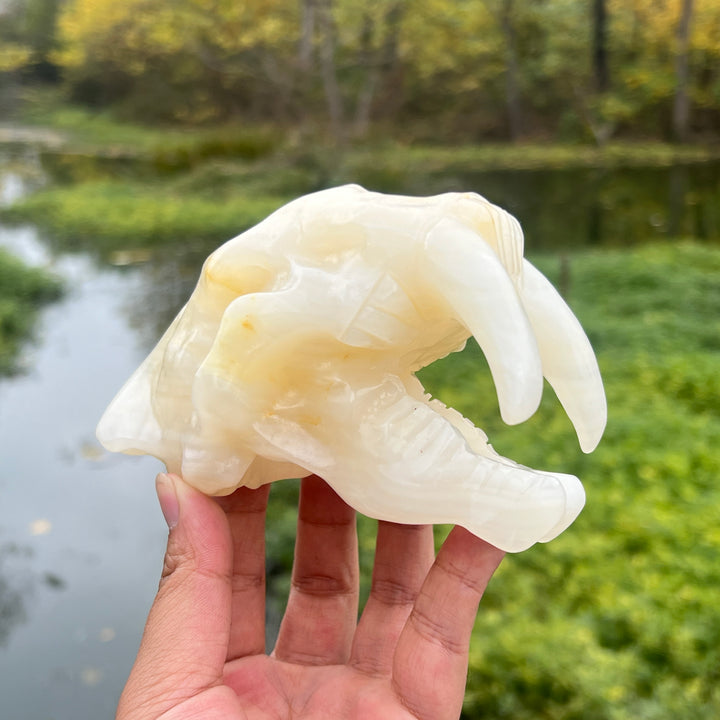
[500,0,522,140]
[592,0,609,92]
[298,0,316,71]
[577,0,613,145]
[317,0,344,145]
[672,0,694,142]
[353,2,403,138]
[353,12,377,138]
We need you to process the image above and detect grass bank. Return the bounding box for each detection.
[4,98,719,253]
[4,153,719,257]
[0,249,63,374]
[14,91,720,173]
[0,179,289,256]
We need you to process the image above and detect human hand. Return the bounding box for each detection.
[117,473,504,720]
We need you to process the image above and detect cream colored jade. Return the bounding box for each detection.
[97,185,606,552]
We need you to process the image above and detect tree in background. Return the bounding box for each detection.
[3,0,718,141]
[593,0,610,93]
[608,0,720,139]
[293,0,406,141]
[56,0,300,120]
[673,0,695,141]
[1,0,61,80]
[500,0,523,140]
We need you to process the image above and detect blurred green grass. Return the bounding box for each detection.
[17,90,720,175]
[0,179,290,255]
[423,244,720,719]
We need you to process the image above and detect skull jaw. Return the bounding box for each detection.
[173,371,585,553]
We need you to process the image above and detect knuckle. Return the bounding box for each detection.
[409,602,465,656]
[159,543,196,588]
[438,555,486,595]
[231,571,264,595]
[371,577,418,607]
[292,572,354,597]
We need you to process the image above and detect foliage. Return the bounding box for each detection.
[54,0,300,122]
[0,0,60,77]
[18,88,720,168]
[0,248,62,374]
[15,89,283,163]
[0,44,32,74]
[0,179,287,257]
[4,144,719,262]
[3,121,718,714]
[607,0,720,133]
[346,140,720,174]
[417,243,720,719]
[5,0,720,141]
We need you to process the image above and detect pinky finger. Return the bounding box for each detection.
[391,527,504,720]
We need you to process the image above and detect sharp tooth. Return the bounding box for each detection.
[519,260,607,452]
[533,469,587,542]
[424,218,543,426]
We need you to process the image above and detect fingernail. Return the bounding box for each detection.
[156,473,179,529]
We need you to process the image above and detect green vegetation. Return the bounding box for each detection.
[345,142,720,175]
[0,179,288,256]
[11,91,720,171]
[0,249,62,375]
[13,89,286,169]
[417,243,720,719]
[3,1,719,144]
[2,141,718,715]
[3,1,719,716]
[4,146,719,257]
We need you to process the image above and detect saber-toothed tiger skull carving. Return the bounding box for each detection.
[97,185,606,552]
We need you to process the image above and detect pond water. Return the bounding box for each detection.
[454,162,720,249]
[367,160,720,249]
[0,150,186,719]
[0,145,719,719]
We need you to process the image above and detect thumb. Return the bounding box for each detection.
[117,473,233,719]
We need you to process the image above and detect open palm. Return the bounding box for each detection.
[117,474,504,720]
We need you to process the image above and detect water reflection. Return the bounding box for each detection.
[0,158,170,719]
[0,172,26,207]
[0,145,46,207]
[0,149,267,717]
[378,161,720,249]
[0,543,30,647]
[0,539,70,647]
[117,246,209,347]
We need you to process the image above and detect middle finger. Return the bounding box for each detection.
[349,521,435,676]
[272,475,359,665]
